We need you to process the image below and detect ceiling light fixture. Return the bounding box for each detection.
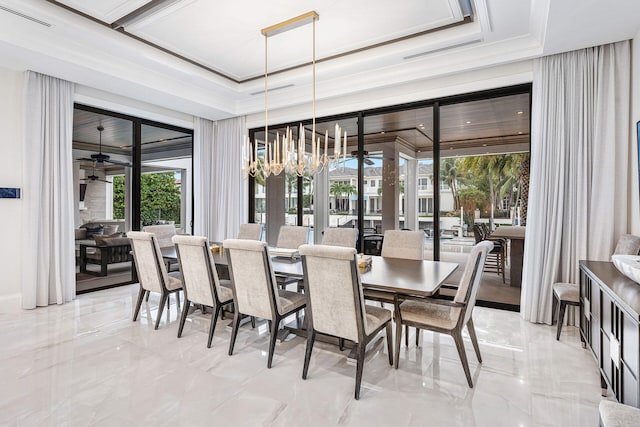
[244,11,346,179]
[466,121,471,124]
[517,111,524,115]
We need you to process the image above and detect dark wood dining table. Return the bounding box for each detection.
[161,246,459,298]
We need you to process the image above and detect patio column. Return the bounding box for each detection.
[381,144,399,232]
[265,173,285,246]
[405,157,418,231]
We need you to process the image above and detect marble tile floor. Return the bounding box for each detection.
[0,284,603,426]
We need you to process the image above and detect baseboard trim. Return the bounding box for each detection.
[0,293,22,313]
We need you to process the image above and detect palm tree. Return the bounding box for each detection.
[330,182,346,211]
[441,158,460,209]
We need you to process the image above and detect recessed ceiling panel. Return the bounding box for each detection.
[127,0,464,80]
[57,0,151,24]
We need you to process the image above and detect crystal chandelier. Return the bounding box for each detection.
[243,11,347,179]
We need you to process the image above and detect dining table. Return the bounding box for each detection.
[161,246,459,298]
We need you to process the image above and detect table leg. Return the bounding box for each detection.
[510,238,524,287]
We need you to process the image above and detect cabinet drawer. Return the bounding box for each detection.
[622,313,639,376]
[621,362,639,407]
[601,332,613,389]
[602,292,614,336]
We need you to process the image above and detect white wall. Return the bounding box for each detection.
[0,68,24,312]
[630,32,640,235]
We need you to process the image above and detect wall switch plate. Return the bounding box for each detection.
[0,188,20,199]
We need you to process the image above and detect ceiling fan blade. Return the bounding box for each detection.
[105,159,132,167]
[98,179,113,184]
[364,158,374,165]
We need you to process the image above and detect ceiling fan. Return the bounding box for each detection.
[350,150,393,166]
[81,166,112,184]
[77,125,131,167]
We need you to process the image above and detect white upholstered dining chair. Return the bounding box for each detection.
[365,229,425,344]
[321,227,357,247]
[274,225,309,291]
[237,223,263,240]
[394,240,492,388]
[128,231,183,330]
[172,235,234,348]
[299,244,393,400]
[224,238,306,368]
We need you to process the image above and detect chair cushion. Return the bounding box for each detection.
[166,271,183,291]
[364,305,392,335]
[399,300,458,330]
[599,400,640,427]
[277,289,306,315]
[553,282,579,303]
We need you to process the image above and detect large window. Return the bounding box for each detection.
[249,85,530,268]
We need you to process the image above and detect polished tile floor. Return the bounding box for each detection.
[0,285,602,426]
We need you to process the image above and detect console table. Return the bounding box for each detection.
[580,261,640,407]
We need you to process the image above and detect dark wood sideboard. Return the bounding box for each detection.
[580,261,640,407]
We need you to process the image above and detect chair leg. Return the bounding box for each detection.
[228,311,242,356]
[404,325,409,347]
[133,286,145,321]
[155,292,168,330]
[177,300,190,338]
[145,290,150,302]
[302,329,316,379]
[415,328,420,347]
[267,318,280,369]
[556,300,567,341]
[251,316,256,328]
[208,304,221,348]
[175,291,181,311]
[354,343,366,400]
[339,338,345,351]
[467,317,482,363]
[394,320,403,369]
[385,323,394,366]
[453,331,473,388]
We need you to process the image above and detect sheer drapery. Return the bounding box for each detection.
[22,71,75,308]
[194,116,247,241]
[194,117,215,239]
[521,41,631,324]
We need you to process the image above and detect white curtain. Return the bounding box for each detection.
[194,116,247,241]
[194,117,215,239]
[521,41,631,324]
[22,71,75,309]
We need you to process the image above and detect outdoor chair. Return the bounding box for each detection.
[299,244,393,400]
[128,231,183,330]
[224,239,306,368]
[394,241,492,388]
[173,235,234,348]
[473,224,505,283]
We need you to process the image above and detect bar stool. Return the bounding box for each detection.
[553,282,580,340]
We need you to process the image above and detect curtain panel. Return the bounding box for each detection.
[194,116,247,242]
[22,71,75,308]
[521,41,631,324]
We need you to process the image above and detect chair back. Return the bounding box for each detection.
[381,230,424,260]
[276,225,309,249]
[614,234,640,255]
[223,239,277,319]
[299,244,364,343]
[172,235,221,307]
[454,240,493,324]
[142,224,177,248]
[237,223,263,240]
[322,227,357,247]
[128,231,169,293]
